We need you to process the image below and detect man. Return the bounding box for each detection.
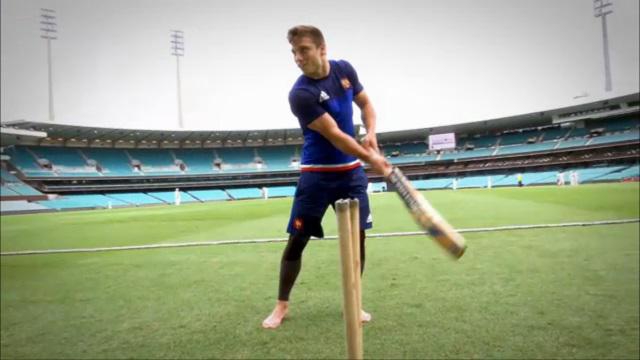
[262,25,391,329]
[557,171,565,186]
[174,187,181,206]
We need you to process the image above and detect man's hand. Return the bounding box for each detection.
[365,148,391,177]
[360,132,379,154]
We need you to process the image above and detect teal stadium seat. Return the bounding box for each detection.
[257,146,299,171]
[226,188,262,200]
[5,146,47,175]
[37,194,128,210]
[1,186,18,196]
[589,130,639,145]
[127,149,181,175]
[146,191,199,203]
[541,127,569,141]
[106,193,164,205]
[466,135,496,149]
[557,138,587,149]
[82,148,136,176]
[187,189,230,201]
[499,131,539,146]
[497,142,556,155]
[412,178,453,190]
[173,149,216,174]
[265,186,296,197]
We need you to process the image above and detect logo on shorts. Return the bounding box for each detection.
[366,213,373,224]
[340,78,351,90]
[294,218,304,231]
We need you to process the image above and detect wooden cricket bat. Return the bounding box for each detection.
[385,167,467,259]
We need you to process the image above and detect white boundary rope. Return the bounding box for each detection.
[1,218,638,257]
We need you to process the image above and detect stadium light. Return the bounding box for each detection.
[171,30,185,128]
[594,0,613,92]
[40,8,57,122]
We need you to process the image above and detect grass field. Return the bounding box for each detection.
[1,183,639,359]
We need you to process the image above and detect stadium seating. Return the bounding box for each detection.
[465,135,496,149]
[186,189,230,201]
[412,178,453,190]
[4,146,47,175]
[569,166,627,183]
[454,148,494,159]
[493,171,557,186]
[127,149,181,174]
[106,193,165,205]
[257,146,299,171]
[1,168,21,182]
[82,148,136,176]
[265,186,296,197]
[172,149,216,174]
[499,131,538,146]
[596,118,639,132]
[30,146,87,167]
[541,127,569,141]
[0,200,49,213]
[588,130,639,146]
[0,168,43,196]
[399,142,427,155]
[457,175,492,188]
[226,188,262,200]
[556,138,588,149]
[1,186,18,196]
[497,142,556,155]
[37,194,129,210]
[566,127,590,138]
[217,148,256,167]
[595,165,639,181]
[4,183,43,196]
[146,191,199,203]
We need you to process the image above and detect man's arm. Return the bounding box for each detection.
[354,91,379,152]
[307,113,390,176]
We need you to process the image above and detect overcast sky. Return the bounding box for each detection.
[1,0,639,132]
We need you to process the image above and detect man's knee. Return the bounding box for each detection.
[282,233,311,261]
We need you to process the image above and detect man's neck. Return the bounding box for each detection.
[308,59,330,80]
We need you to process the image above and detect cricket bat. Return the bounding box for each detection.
[386,167,467,259]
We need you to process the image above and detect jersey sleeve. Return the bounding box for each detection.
[289,88,326,128]
[339,60,364,95]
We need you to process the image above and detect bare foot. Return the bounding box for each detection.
[262,301,289,329]
[361,309,372,323]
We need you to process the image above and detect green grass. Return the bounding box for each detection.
[1,183,639,359]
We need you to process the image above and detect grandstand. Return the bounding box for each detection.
[1,93,638,214]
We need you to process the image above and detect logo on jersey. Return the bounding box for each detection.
[340,78,352,90]
[319,91,330,102]
[293,218,304,231]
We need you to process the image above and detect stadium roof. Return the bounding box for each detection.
[1,93,637,148]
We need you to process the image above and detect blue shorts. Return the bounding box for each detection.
[286,166,372,238]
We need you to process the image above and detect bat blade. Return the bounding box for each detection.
[386,167,467,259]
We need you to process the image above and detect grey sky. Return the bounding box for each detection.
[1,0,639,132]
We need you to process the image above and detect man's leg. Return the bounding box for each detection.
[359,229,372,323]
[262,232,312,329]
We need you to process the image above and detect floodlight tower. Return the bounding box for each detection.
[594,0,613,92]
[40,8,57,122]
[171,30,185,128]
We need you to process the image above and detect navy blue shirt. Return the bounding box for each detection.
[289,59,364,171]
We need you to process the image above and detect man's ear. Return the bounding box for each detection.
[320,44,327,56]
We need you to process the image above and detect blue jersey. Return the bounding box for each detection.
[289,59,364,172]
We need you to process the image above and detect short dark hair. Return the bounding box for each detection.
[287,25,325,47]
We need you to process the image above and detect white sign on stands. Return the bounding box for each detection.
[428,133,456,150]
